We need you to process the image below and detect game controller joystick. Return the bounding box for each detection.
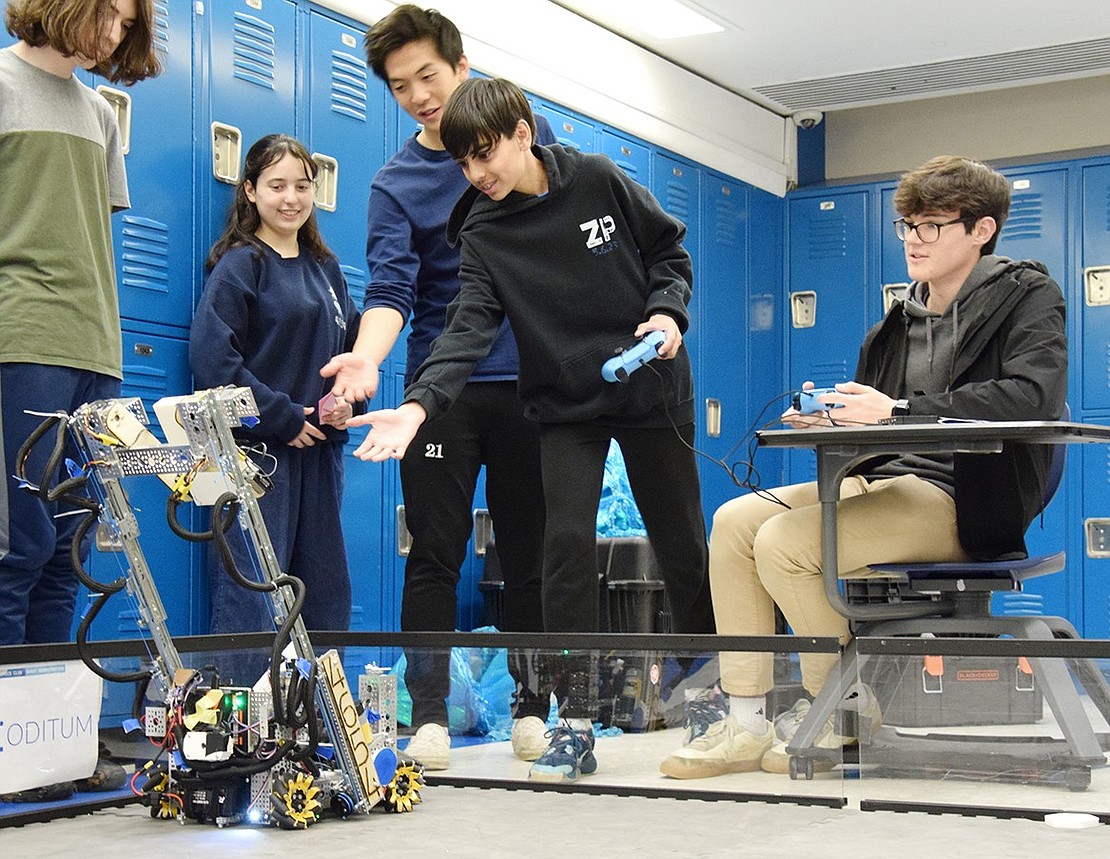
[602,330,667,383]
[792,387,845,414]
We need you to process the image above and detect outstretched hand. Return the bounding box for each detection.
[320,352,380,402]
[347,401,428,461]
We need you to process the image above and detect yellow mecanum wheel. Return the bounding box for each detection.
[271,772,321,829]
[382,759,425,813]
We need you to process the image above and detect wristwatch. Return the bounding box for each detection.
[891,399,911,417]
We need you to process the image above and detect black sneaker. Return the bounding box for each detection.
[681,685,728,745]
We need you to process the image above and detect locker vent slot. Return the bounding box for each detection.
[804,361,849,389]
[330,50,368,121]
[121,362,170,404]
[341,264,368,307]
[1002,192,1044,241]
[120,217,170,296]
[153,1,170,54]
[806,214,848,260]
[663,181,691,221]
[713,196,741,247]
[232,12,278,90]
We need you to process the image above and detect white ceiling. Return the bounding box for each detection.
[553,0,1110,116]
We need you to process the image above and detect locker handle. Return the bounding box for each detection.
[396,504,412,557]
[312,152,339,212]
[705,398,721,438]
[211,121,242,185]
[97,86,132,155]
[474,508,493,556]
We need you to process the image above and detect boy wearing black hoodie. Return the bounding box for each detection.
[348,76,715,782]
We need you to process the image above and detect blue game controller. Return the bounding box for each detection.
[792,387,845,414]
[602,330,667,383]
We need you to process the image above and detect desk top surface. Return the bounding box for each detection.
[757,419,1110,449]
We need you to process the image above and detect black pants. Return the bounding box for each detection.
[400,382,546,726]
[539,421,715,635]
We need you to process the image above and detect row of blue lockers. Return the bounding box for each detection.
[785,154,1110,639]
[0,0,783,643]
[15,2,1110,643]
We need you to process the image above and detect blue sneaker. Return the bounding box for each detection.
[528,721,597,783]
[681,685,728,745]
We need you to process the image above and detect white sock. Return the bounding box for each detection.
[565,717,592,732]
[729,695,767,734]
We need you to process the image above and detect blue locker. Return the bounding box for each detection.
[1081,440,1110,638]
[77,327,198,640]
[95,0,194,330]
[601,130,651,186]
[747,187,785,488]
[1079,163,1110,413]
[533,100,597,151]
[202,0,297,252]
[696,172,750,515]
[785,189,869,483]
[652,152,702,382]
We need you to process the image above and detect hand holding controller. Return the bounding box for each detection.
[602,330,667,383]
[792,387,845,415]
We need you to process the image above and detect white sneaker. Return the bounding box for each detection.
[511,716,549,761]
[761,684,882,774]
[403,723,450,771]
[659,715,774,779]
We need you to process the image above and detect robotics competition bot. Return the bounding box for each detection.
[16,387,423,828]
[602,330,667,383]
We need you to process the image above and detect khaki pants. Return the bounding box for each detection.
[710,474,970,697]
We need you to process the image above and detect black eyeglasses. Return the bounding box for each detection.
[893,216,972,243]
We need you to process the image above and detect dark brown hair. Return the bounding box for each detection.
[893,156,1010,255]
[6,0,162,84]
[441,77,536,162]
[365,4,463,82]
[207,134,334,270]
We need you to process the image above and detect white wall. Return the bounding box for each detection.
[321,0,794,196]
[825,74,1110,181]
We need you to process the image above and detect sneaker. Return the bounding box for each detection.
[761,684,882,774]
[528,722,597,783]
[680,686,728,745]
[511,715,549,761]
[659,715,774,779]
[403,723,450,771]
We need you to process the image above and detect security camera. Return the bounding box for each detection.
[792,110,823,130]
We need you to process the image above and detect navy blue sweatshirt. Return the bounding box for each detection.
[190,243,362,444]
[364,116,555,385]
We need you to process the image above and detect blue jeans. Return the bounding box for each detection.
[0,363,120,644]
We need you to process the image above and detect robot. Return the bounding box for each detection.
[17,387,423,827]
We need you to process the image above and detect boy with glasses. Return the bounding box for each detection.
[660,154,1068,779]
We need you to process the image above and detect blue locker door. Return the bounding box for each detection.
[78,328,197,639]
[203,0,297,252]
[533,101,596,151]
[95,1,194,330]
[991,167,1070,617]
[1078,162,1110,637]
[652,153,702,387]
[601,131,651,186]
[1079,163,1110,413]
[747,187,785,489]
[786,190,869,483]
[306,10,386,282]
[697,173,749,516]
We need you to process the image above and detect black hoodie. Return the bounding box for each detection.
[855,257,1067,559]
[404,144,695,427]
